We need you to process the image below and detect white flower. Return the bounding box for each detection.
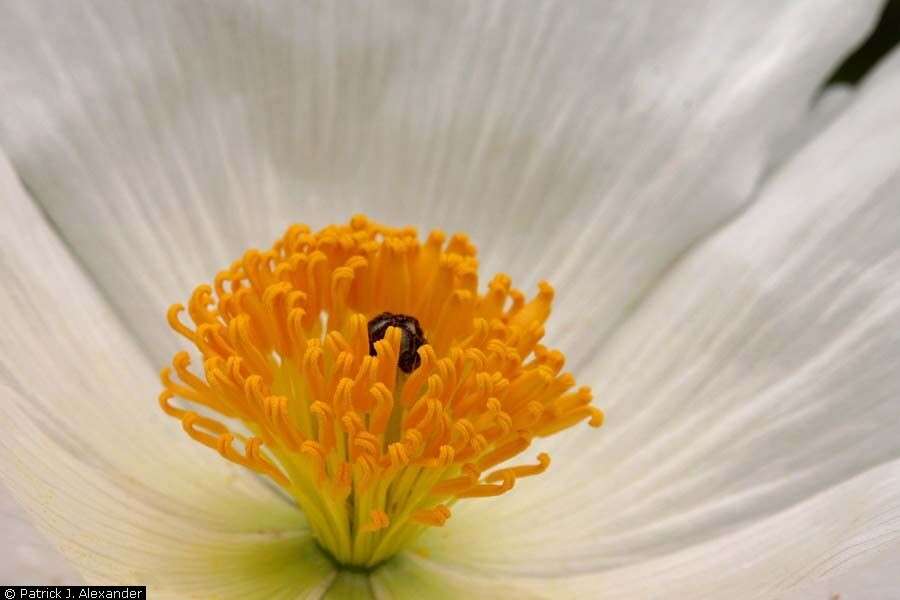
[1,1,900,598]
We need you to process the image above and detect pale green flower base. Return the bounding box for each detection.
[224,536,335,599]
[371,555,486,600]
[320,554,478,600]
[274,534,486,600]
[323,572,373,600]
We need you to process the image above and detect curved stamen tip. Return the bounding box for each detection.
[367,312,427,373]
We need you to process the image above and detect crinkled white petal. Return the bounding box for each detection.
[777,538,900,600]
[410,46,900,596]
[0,0,880,368]
[0,155,334,596]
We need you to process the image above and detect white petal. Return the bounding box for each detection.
[381,459,900,599]
[412,46,900,594]
[0,483,81,584]
[777,538,900,600]
[0,1,881,367]
[769,83,855,169]
[0,154,334,595]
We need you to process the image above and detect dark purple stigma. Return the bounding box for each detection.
[367,312,427,374]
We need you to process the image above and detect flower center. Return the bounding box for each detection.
[159,215,603,568]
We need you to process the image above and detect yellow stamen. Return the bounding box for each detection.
[411,505,452,526]
[361,510,391,533]
[456,472,516,498]
[486,452,551,482]
[159,216,602,568]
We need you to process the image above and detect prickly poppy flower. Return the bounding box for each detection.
[2,2,900,598]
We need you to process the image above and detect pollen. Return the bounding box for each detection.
[160,216,603,568]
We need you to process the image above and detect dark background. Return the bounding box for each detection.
[829,0,900,85]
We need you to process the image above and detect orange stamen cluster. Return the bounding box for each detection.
[160,215,603,567]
